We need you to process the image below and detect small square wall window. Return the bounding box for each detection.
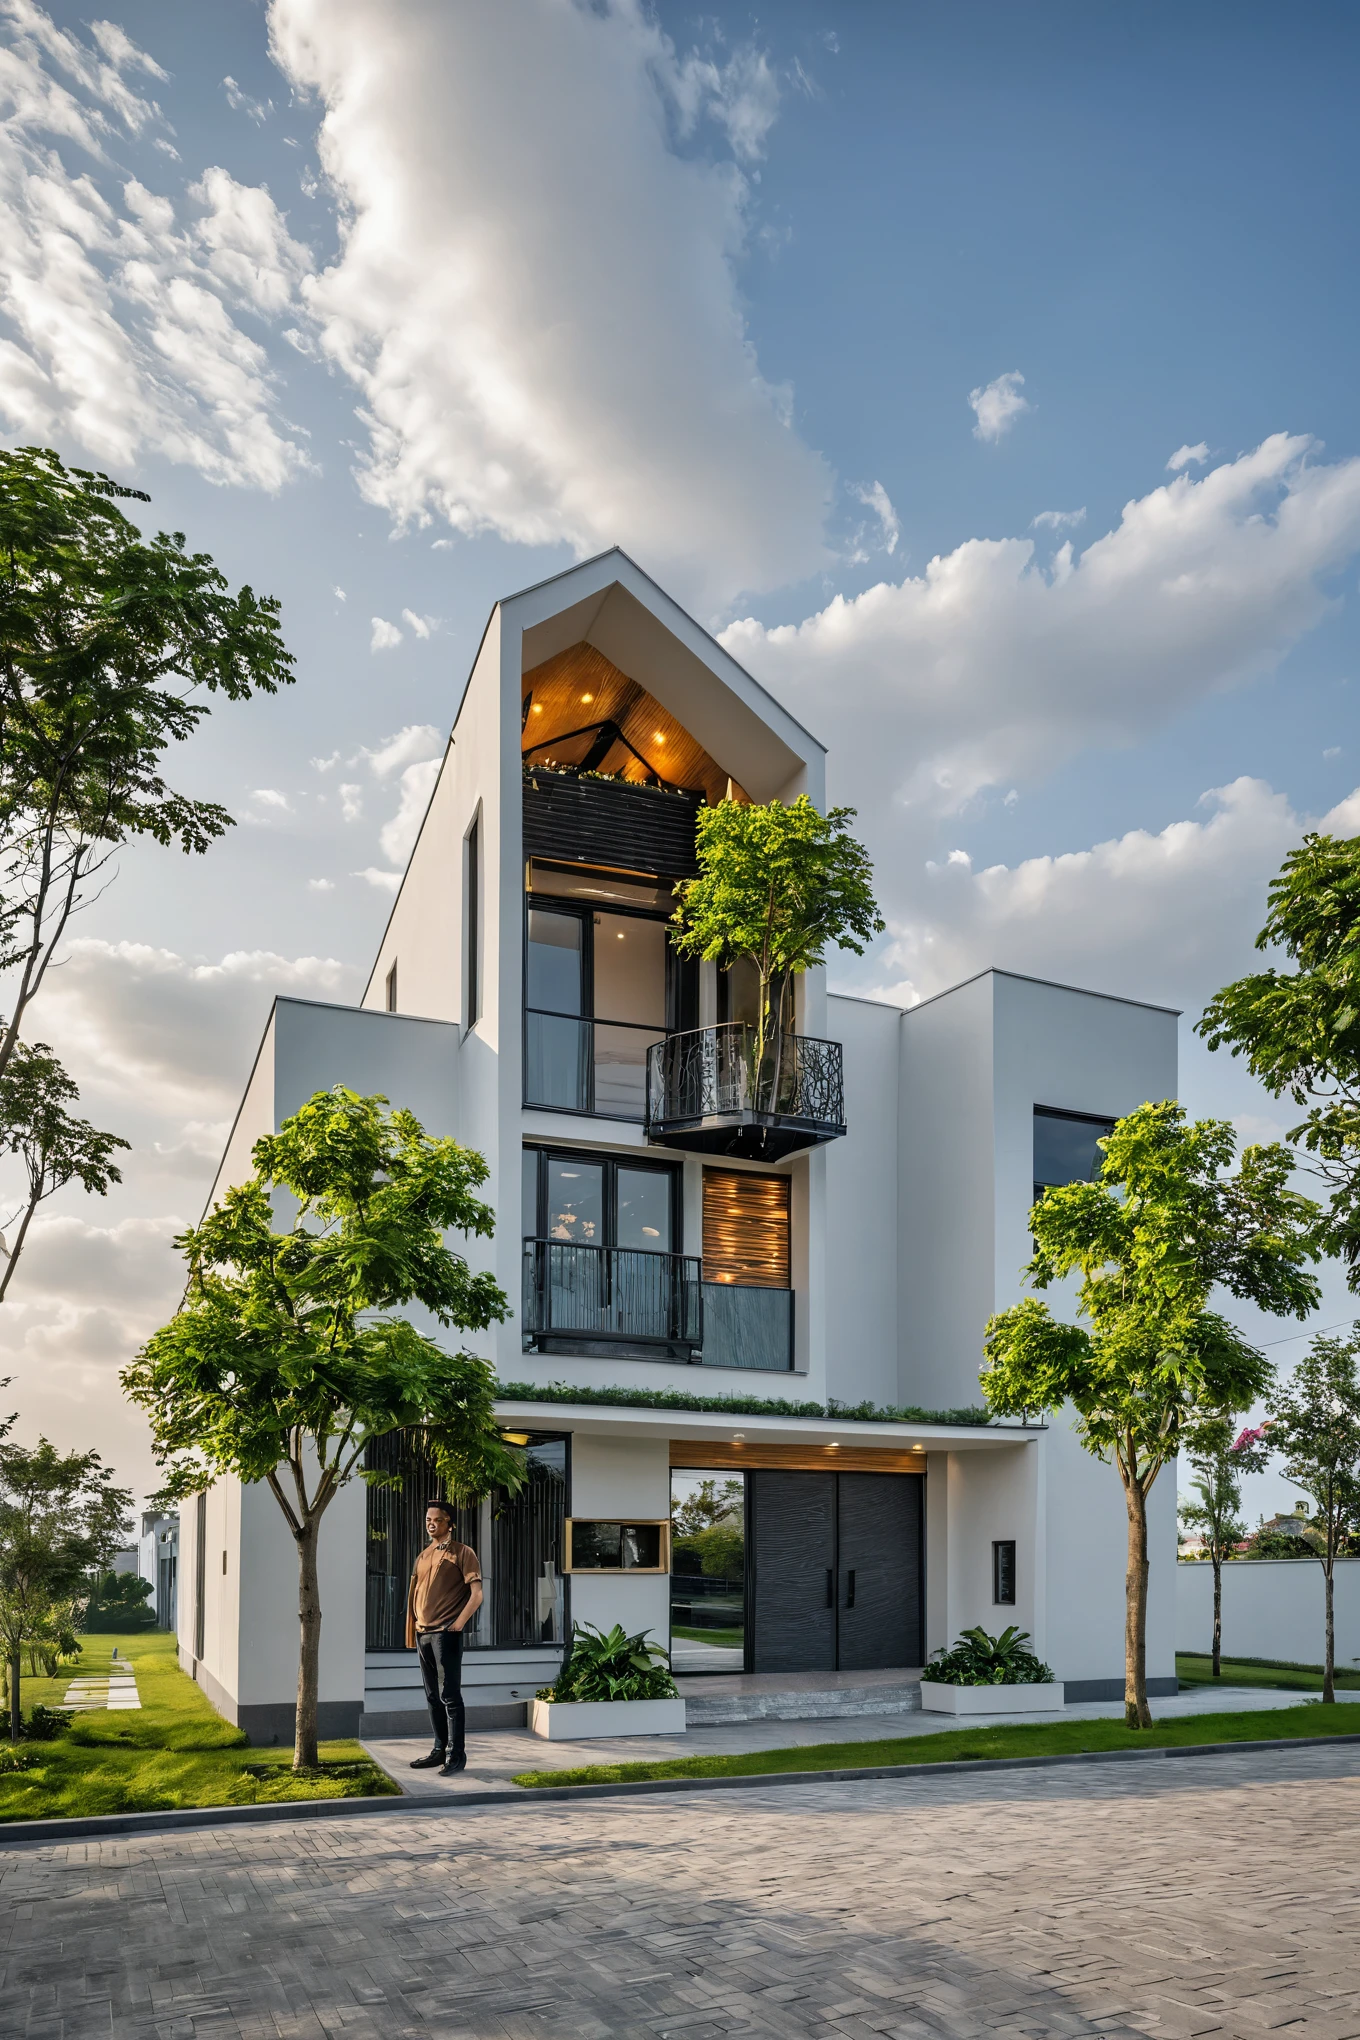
[992,1539,1016,1606]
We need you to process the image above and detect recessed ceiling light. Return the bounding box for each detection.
[581,692,594,703]
[732,1431,745,1442]
[531,704,543,715]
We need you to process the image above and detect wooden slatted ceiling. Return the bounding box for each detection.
[521,642,749,807]
[703,1169,790,1288]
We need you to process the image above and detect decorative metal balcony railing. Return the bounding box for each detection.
[522,1238,703,1357]
[646,1022,846,1162]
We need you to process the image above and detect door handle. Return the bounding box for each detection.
[825,1568,834,1609]
[845,1570,856,1609]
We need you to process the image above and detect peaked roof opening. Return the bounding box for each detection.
[520,641,749,806]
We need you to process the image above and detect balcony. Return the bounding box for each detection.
[701,1281,794,1371]
[646,1022,846,1162]
[522,1238,702,1359]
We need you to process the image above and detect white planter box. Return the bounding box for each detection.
[529,1696,687,1740]
[919,1680,1064,1716]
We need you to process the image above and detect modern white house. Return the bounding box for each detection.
[179,550,1179,1742]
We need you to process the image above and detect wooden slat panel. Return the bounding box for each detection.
[521,642,750,806]
[703,1169,790,1288]
[670,1441,926,1474]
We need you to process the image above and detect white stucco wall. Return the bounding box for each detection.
[1177,1558,1360,1670]
[824,994,902,1408]
[568,1434,670,1646]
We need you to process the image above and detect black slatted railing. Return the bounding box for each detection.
[521,1237,702,1353]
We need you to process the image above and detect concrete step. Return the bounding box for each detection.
[682,1681,922,1726]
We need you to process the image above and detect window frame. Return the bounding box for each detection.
[1032,1103,1116,1208]
[385,961,398,1014]
[523,1142,683,1256]
[464,806,482,1031]
[992,1538,1017,1607]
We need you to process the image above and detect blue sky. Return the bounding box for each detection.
[1,0,1357,1514]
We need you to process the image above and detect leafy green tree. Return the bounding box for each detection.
[1178,1419,1268,1677]
[0,446,293,1289]
[1262,1332,1360,1702]
[83,1569,156,1633]
[0,1419,133,1740]
[671,1476,743,1538]
[669,796,884,1080]
[123,1087,521,1770]
[0,1041,129,1298]
[1199,831,1360,1280]
[981,1102,1320,1728]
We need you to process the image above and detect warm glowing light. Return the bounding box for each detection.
[500,1431,532,1446]
[580,692,594,703]
[653,732,666,743]
[531,704,543,715]
[732,1432,746,1442]
[617,931,625,939]
[828,1442,841,1451]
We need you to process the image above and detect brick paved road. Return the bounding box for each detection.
[4,1744,1360,2040]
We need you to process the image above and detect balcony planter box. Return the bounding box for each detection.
[529,1696,687,1740]
[919,1680,1064,1715]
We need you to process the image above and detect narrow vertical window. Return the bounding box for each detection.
[193,1490,207,1661]
[992,1539,1017,1606]
[385,961,398,1013]
[465,811,481,1027]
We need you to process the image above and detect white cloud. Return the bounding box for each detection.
[307,876,335,892]
[1032,506,1086,531]
[337,782,363,821]
[1168,441,1210,472]
[401,607,436,639]
[363,723,443,779]
[873,777,1360,1016]
[723,437,1360,868]
[267,0,832,606]
[370,615,402,651]
[379,756,441,866]
[34,938,356,1116]
[0,6,312,488]
[352,866,402,893]
[188,164,312,315]
[310,749,340,773]
[1324,746,1341,761]
[851,480,899,557]
[333,585,346,601]
[223,74,273,123]
[969,370,1030,443]
[249,786,291,811]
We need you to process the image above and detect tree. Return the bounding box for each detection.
[1199,830,1360,1282]
[0,446,292,1289]
[1178,1419,1268,1677]
[1262,1332,1360,1702]
[122,1087,522,1770]
[669,796,884,1083]
[981,1102,1320,1728]
[83,1569,156,1633]
[0,1425,132,1740]
[0,1040,129,1298]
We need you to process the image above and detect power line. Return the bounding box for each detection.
[1259,1315,1357,1349]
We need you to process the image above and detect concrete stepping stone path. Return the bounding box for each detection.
[59,1659,142,1712]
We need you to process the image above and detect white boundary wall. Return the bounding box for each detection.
[1177,1558,1360,1670]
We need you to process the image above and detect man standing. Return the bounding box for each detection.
[406,1500,483,1776]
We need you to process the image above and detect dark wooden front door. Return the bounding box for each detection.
[748,1469,923,1673]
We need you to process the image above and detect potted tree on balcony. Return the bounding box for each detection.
[669,795,884,1117]
[530,1621,685,1739]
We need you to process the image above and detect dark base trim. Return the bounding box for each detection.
[361,1703,527,1736]
[237,1700,364,1746]
[1064,1676,1179,1703]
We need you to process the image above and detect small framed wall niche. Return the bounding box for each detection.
[564,1518,671,1574]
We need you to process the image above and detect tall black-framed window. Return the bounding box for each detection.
[992,1539,1017,1606]
[1033,1105,1116,1208]
[193,1490,207,1661]
[522,1144,682,1255]
[521,1143,699,1359]
[523,860,697,1119]
[465,811,481,1028]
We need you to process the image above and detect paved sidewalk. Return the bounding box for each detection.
[5,1740,1359,2037]
[363,1679,1360,1798]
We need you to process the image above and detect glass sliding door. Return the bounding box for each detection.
[670,1467,746,1674]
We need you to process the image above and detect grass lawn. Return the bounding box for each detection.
[511,1700,1360,1790]
[1176,1652,1360,1692]
[0,1629,398,1824]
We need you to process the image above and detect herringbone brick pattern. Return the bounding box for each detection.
[3,1744,1360,2039]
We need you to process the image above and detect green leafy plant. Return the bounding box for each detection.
[1178,1419,1270,1675]
[497,1381,992,1425]
[123,1086,519,1771]
[982,1101,1319,1727]
[669,795,884,1079]
[538,1622,678,1704]
[82,1569,156,1633]
[21,1702,66,1742]
[1262,1332,1360,1701]
[925,1625,1054,1687]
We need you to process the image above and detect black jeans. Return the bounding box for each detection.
[417,1627,466,1759]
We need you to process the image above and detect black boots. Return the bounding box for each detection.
[409,1748,446,1769]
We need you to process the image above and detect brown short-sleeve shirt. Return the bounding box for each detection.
[406,1539,482,1647]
